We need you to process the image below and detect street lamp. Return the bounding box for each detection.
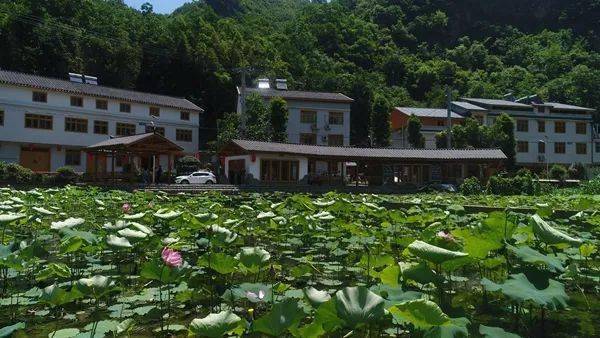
[538,137,549,178]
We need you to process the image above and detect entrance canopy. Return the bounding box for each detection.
[222,139,507,163]
[87,132,183,155]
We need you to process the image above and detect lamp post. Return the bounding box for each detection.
[539,137,549,177]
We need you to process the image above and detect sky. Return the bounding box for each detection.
[124,0,192,14]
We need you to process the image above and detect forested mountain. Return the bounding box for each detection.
[1,0,599,146]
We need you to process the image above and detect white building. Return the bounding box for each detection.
[0,70,203,173]
[391,96,598,168]
[235,78,353,180]
[236,79,352,147]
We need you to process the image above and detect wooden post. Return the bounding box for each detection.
[152,154,156,185]
[168,153,172,184]
[111,151,116,184]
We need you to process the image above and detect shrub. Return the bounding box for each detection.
[176,156,201,174]
[568,162,586,179]
[0,162,34,183]
[581,175,600,194]
[56,166,78,184]
[460,177,483,195]
[549,164,568,181]
[486,170,540,195]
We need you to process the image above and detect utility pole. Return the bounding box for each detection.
[239,69,247,138]
[446,86,452,148]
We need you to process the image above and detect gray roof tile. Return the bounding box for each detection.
[230,139,506,161]
[242,87,353,103]
[451,101,487,111]
[0,69,203,112]
[461,97,531,108]
[395,107,464,119]
[545,102,595,112]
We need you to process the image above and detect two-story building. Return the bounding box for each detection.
[391,95,598,169]
[0,69,203,173]
[236,78,353,178]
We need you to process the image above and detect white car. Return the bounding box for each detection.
[175,171,216,184]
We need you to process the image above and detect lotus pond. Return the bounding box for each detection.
[0,186,598,337]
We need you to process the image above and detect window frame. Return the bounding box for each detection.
[146,125,165,136]
[538,141,545,154]
[0,110,4,126]
[65,149,81,166]
[516,119,528,132]
[93,120,109,135]
[119,103,131,113]
[516,140,529,153]
[116,122,136,136]
[24,113,53,130]
[327,134,344,146]
[554,142,566,154]
[300,110,317,124]
[328,112,344,125]
[180,111,190,121]
[299,133,317,145]
[260,159,300,182]
[575,122,587,135]
[554,121,566,133]
[537,120,545,133]
[64,117,88,133]
[32,91,47,103]
[176,129,193,142]
[576,142,587,155]
[95,99,108,110]
[149,107,160,117]
[70,96,83,107]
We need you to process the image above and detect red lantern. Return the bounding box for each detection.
[251,153,256,162]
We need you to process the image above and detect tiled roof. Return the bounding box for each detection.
[230,139,506,161]
[545,102,595,112]
[0,69,203,112]
[87,132,183,151]
[451,101,487,111]
[461,98,531,108]
[395,107,464,119]
[241,87,353,103]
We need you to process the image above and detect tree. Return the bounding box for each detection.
[407,114,424,148]
[244,93,271,141]
[370,95,391,147]
[349,80,373,146]
[269,97,288,142]
[492,113,516,169]
[215,112,240,151]
[141,2,153,15]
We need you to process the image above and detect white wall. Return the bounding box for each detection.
[0,84,201,171]
[224,153,309,182]
[284,99,351,146]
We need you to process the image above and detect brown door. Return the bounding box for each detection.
[20,148,51,172]
[87,154,107,174]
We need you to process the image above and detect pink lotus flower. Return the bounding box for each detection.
[122,203,132,214]
[162,247,183,267]
[436,230,455,242]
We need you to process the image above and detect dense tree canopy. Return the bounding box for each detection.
[0,0,598,146]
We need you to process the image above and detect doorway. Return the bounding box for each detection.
[20,148,51,172]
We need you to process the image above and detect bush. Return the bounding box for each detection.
[176,156,201,174]
[0,162,34,183]
[460,177,483,195]
[486,170,540,195]
[56,166,78,184]
[581,175,600,194]
[549,164,568,181]
[568,163,586,179]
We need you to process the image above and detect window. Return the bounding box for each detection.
[554,142,566,154]
[65,117,88,133]
[436,120,445,127]
[96,99,108,110]
[94,120,108,135]
[576,143,587,155]
[328,112,344,125]
[70,96,83,107]
[0,110,3,126]
[176,129,192,142]
[25,114,52,130]
[116,122,135,136]
[119,103,131,113]
[146,125,165,136]
[180,111,190,121]
[150,107,160,117]
[517,141,528,153]
[299,133,317,145]
[537,120,545,133]
[65,150,81,166]
[516,119,528,132]
[554,121,566,133]
[576,122,587,134]
[596,142,600,153]
[260,159,299,182]
[328,134,344,146]
[32,91,47,103]
[538,141,545,154]
[300,110,317,124]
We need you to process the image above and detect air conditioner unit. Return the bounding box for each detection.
[324,124,331,131]
[310,123,319,131]
[321,136,328,142]
[537,155,545,163]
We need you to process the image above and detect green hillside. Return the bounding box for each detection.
[1,0,598,145]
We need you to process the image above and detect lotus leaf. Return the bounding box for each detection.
[189,310,245,337]
[407,240,468,264]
